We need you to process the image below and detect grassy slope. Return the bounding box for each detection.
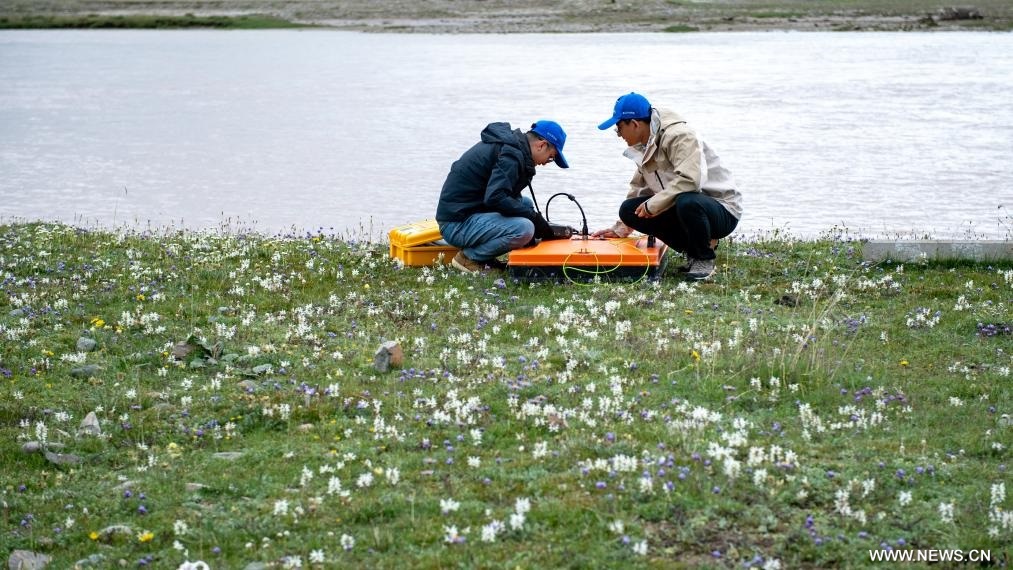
[0,0,1011,30]
[0,223,1010,568]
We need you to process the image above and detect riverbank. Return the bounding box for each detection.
[2,222,1010,568]
[1,0,1012,31]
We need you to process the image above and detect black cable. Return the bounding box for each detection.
[545,192,589,237]
[527,183,541,214]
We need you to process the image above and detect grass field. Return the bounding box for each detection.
[1,222,1010,568]
[0,0,1011,31]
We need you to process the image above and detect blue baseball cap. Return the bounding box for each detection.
[598,92,652,130]
[530,120,569,168]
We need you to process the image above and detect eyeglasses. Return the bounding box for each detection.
[543,141,556,162]
[614,121,627,136]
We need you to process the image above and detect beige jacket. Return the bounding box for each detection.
[623,108,741,222]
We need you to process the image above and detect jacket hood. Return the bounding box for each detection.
[481,122,535,177]
[642,108,688,160]
[481,122,523,147]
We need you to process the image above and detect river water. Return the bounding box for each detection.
[1,30,1011,239]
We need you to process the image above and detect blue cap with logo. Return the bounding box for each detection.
[530,120,569,169]
[598,92,652,130]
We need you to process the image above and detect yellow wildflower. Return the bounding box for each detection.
[89,531,99,540]
[138,530,154,542]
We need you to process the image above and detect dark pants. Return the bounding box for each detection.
[619,193,738,260]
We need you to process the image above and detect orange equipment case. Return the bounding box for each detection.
[507,236,669,281]
[388,219,459,266]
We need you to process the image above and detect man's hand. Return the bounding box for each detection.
[531,213,556,240]
[635,201,658,218]
[592,221,632,239]
[591,228,620,238]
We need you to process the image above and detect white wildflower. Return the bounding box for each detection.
[632,540,648,556]
[938,502,954,524]
[898,490,912,507]
[273,499,289,516]
[440,498,460,514]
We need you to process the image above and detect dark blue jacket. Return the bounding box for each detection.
[435,122,537,223]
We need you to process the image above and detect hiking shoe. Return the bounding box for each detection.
[686,258,716,281]
[452,251,484,274]
[677,240,720,273]
[676,254,693,273]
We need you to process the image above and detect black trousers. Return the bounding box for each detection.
[619,193,738,260]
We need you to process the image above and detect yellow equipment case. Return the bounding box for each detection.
[388,219,459,266]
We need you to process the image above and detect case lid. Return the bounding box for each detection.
[388,219,444,248]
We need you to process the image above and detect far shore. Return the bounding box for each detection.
[1,0,1012,32]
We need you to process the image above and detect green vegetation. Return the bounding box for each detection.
[664,24,700,32]
[1,223,1010,568]
[2,0,1013,31]
[0,13,307,30]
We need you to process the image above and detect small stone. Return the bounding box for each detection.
[98,524,134,543]
[73,554,106,567]
[9,307,27,318]
[22,441,43,454]
[243,563,269,570]
[69,365,101,379]
[213,452,243,461]
[298,424,314,433]
[171,342,194,361]
[45,451,82,466]
[222,353,240,362]
[23,442,64,454]
[237,380,258,392]
[78,412,102,436]
[76,337,98,352]
[373,341,403,373]
[189,359,206,369]
[251,364,272,375]
[185,483,208,492]
[8,550,51,570]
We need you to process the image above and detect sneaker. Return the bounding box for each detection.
[677,240,720,273]
[452,251,484,274]
[676,254,693,273]
[686,258,716,281]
